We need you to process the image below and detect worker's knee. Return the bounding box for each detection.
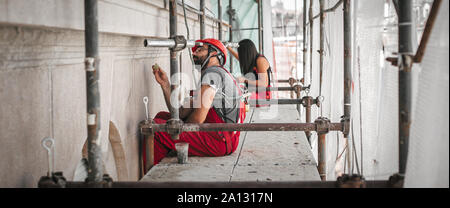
[154,111,171,121]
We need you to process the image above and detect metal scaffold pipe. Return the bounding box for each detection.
[302,0,307,84]
[276,78,300,83]
[61,180,392,188]
[257,0,263,53]
[309,0,314,85]
[398,0,414,177]
[169,0,182,140]
[248,99,303,105]
[141,122,345,135]
[319,0,325,97]
[143,39,199,48]
[247,85,306,92]
[84,0,103,183]
[228,0,233,73]
[218,0,222,41]
[343,0,353,174]
[318,0,326,181]
[200,0,206,39]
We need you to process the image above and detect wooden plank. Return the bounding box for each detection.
[109,121,129,181]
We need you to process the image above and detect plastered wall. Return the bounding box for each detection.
[0,0,225,187]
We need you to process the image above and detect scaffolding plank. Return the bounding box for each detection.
[141,105,320,182]
[231,105,320,181]
[230,164,321,182]
[141,164,234,182]
[140,109,254,182]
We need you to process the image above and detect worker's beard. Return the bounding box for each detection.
[193,54,206,66]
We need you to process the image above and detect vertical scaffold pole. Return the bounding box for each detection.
[398,0,413,177]
[309,0,314,85]
[229,0,233,73]
[169,0,181,123]
[302,0,307,84]
[318,0,326,181]
[200,0,206,39]
[84,0,103,182]
[257,0,263,53]
[218,0,222,41]
[343,0,353,174]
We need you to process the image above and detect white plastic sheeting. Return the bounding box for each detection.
[404,0,449,188]
[299,0,448,186]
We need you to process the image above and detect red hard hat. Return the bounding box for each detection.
[192,39,227,65]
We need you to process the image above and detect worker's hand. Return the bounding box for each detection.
[152,64,170,90]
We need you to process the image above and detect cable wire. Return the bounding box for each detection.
[182,0,199,89]
[357,46,364,176]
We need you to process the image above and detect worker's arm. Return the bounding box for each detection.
[179,98,194,120]
[227,46,239,61]
[153,64,172,111]
[185,85,216,123]
[152,64,193,119]
[240,57,269,87]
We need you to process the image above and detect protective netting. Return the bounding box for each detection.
[213,0,448,186]
[404,0,449,188]
[285,0,448,185]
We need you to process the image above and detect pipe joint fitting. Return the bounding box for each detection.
[388,173,405,188]
[340,115,350,136]
[171,35,188,52]
[301,96,313,108]
[140,119,155,135]
[38,172,67,188]
[288,77,298,86]
[315,96,324,107]
[336,174,367,188]
[315,117,331,135]
[167,119,184,140]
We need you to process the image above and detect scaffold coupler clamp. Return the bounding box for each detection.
[167,119,184,140]
[315,117,331,135]
[170,35,188,52]
[340,115,350,137]
[388,173,405,188]
[293,84,303,95]
[336,174,367,188]
[301,96,311,108]
[38,172,67,188]
[140,117,155,136]
[288,77,298,87]
[84,174,114,188]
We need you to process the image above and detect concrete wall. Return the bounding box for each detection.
[0,0,225,187]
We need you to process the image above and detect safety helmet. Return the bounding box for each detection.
[192,39,227,65]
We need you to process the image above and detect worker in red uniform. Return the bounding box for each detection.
[148,39,246,166]
[227,39,273,107]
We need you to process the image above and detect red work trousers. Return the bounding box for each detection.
[145,108,240,166]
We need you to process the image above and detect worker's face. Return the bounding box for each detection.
[193,45,209,65]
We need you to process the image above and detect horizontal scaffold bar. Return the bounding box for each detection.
[62,180,392,188]
[247,86,307,92]
[143,38,200,48]
[140,122,344,135]
[248,99,303,105]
